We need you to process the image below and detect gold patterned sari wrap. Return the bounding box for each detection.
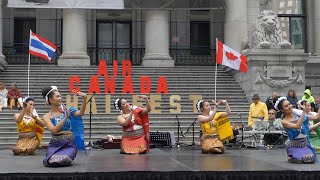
[200,112,233,154]
[12,116,44,155]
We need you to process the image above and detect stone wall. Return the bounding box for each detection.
[231,48,309,102]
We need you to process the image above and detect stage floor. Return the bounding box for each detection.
[0,147,319,174]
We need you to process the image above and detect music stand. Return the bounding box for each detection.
[86,92,96,149]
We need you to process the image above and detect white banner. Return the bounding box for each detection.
[7,0,124,9]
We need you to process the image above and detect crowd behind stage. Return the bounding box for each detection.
[1,81,320,166]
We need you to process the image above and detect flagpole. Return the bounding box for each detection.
[215,38,218,102]
[28,53,30,97]
[28,29,32,97]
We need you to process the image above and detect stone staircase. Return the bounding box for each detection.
[0,65,250,148]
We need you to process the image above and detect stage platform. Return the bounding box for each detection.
[0,147,320,180]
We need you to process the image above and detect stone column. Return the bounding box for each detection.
[0,1,7,71]
[58,9,90,66]
[315,0,320,55]
[224,0,248,52]
[142,10,174,67]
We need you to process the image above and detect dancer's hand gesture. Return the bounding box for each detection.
[72,89,87,98]
[138,95,148,100]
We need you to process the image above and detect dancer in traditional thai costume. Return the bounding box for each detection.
[196,99,232,154]
[275,97,320,163]
[13,97,44,155]
[115,95,151,154]
[42,86,87,167]
[298,100,320,153]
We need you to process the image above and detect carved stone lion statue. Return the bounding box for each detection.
[242,10,291,52]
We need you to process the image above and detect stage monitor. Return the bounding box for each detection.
[150,131,175,148]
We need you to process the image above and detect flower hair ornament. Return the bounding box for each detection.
[114,98,120,110]
[45,86,58,105]
[196,100,204,112]
[274,96,287,111]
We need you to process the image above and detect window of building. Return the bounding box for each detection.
[277,0,306,50]
[190,21,210,55]
[14,18,36,53]
[97,21,131,63]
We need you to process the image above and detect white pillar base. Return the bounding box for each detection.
[142,53,174,67]
[142,10,173,67]
[142,59,174,67]
[58,53,90,66]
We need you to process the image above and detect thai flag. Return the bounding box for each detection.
[29,30,57,62]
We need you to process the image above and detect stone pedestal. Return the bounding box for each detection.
[0,1,7,71]
[142,10,174,67]
[58,9,90,66]
[231,48,309,101]
[305,56,320,92]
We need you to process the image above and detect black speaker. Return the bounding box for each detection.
[150,132,173,148]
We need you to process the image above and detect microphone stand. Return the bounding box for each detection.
[175,114,184,148]
[183,118,197,148]
[86,91,96,149]
[237,113,246,149]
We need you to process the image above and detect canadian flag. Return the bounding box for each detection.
[216,40,248,73]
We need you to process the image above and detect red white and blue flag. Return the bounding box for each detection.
[29,30,57,62]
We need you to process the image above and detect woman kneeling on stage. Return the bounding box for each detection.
[276,97,320,163]
[115,95,151,154]
[42,86,87,167]
[13,97,44,155]
[196,99,231,154]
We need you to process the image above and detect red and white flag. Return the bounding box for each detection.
[216,40,248,73]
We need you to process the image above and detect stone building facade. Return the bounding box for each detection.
[0,0,319,100]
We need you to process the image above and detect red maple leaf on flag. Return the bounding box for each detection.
[225,51,238,61]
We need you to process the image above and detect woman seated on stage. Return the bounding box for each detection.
[298,100,320,153]
[196,99,232,154]
[13,97,44,155]
[115,95,151,154]
[41,86,87,167]
[275,97,320,163]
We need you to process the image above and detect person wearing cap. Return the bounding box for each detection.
[248,94,268,128]
[13,96,44,155]
[41,86,87,167]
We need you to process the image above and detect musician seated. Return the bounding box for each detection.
[267,109,283,130]
[264,109,286,146]
[248,94,268,128]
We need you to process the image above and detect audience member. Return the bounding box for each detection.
[286,89,298,108]
[267,109,283,130]
[7,82,23,110]
[0,82,8,111]
[266,92,280,110]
